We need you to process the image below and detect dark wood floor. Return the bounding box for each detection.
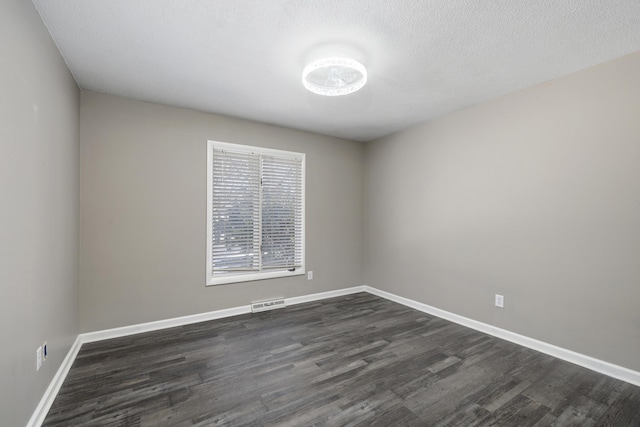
[44,293,640,426]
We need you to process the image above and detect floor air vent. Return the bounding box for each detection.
[251,298,286,313]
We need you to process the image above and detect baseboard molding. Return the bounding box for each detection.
[285,286,365,306]
[365,285,640,388]
[81,305,252,344]
[27,336,82,427]
[80,286,367,344]
[29,284,640,426]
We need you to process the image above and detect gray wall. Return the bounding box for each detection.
[0,1,80,425]
[364,52,640,371]
[79,91,364,332]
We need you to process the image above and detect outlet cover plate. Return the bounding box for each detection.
[495,294,505,308]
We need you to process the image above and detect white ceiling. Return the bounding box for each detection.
[33,0,640,142]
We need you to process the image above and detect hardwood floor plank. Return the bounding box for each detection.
[479,394,549,426]
[42,293,640,426]
[434,403,492,427]
[352,404,423,427]
[596,386,640,426]
[482,378,533,413]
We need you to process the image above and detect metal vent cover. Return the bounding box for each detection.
[251,298,286,313]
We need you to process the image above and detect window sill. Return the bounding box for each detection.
[207,268,305,286]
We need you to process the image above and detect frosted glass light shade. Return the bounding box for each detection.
[302,57,367,96]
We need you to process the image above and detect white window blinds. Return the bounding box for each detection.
[261,154,304,270]
[210,149,261,272]
[207,141,305,285]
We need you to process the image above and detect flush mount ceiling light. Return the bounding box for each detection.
[302,57,367,96]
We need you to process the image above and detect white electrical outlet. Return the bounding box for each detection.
[307,271,313,280]
[495,294,505,308]
[36,346,43,371]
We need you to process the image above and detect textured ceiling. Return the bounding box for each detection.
[33,0,640,142]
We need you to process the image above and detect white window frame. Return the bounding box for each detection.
[206,141,305,286]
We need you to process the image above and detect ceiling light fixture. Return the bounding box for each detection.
[302,57,367,96]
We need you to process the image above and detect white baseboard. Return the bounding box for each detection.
[81,305,252,343]
[29,284,640,426]
[286,286,365,306]
[364,285,640,388]
[80,286,366,344]
[27,336,82,427]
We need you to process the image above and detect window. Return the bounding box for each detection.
[206,141,305,285]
